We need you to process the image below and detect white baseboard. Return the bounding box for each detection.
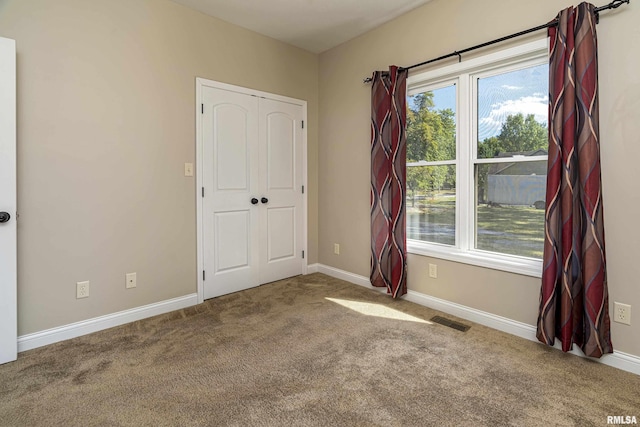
[317,264,377,289]
[316,263,640,376]
[404,289,537,341]
[18,293,198,352]
[306,263,319,274]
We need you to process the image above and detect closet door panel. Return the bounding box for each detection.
[258,98,304,284]
[202,87,259,299]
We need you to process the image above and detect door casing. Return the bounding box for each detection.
[195,78,308,303]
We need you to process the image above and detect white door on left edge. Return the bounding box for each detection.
[0,37,17,365]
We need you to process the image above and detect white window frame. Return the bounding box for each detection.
[406,38,548,278]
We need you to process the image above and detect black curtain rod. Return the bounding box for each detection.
[363,0,630,83]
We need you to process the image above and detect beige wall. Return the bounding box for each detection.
[319,0,640,357]
[0,0,319,335]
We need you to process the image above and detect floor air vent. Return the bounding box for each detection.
[430,316,470,332]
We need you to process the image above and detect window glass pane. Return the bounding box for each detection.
[475,162,546,258]
[407,165,456,245]
[477,64,548,159]
[407,85,456,162]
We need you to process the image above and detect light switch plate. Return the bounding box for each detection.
[184,163,194,177]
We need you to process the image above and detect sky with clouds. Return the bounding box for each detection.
[421,63,548,142]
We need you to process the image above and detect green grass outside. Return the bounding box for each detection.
[407,193,544,259]
[477,205,544,258]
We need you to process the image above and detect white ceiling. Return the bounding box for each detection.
[171,0,432,53]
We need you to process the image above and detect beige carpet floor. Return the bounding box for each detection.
[0,273,638,426]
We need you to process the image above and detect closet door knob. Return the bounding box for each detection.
[261,197,268,204]
[0,212,10,223]
[250,198,259,205]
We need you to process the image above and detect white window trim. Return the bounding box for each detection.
[407,38,548,278]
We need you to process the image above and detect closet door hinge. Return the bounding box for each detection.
[202,187,204,197]
[302,185,304,194]
[203,270,206,281]
[201,104,204,114]
[302,120,304,129]
[302,250,305,259]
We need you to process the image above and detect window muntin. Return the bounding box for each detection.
[406,39,548,277]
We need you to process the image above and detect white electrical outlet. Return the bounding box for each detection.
[126,272,137,289]
[76,281,90,299]
[334,243,340,255]
[428,263,438,279]
[614,302,631,325]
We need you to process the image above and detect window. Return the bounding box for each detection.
[407,83,457,246]
[406,39,548,277]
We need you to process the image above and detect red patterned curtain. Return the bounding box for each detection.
[537,2,613,358]
[370,66,408,298]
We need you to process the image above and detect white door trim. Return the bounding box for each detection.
[195,78,308,303]
[0,37,17,364]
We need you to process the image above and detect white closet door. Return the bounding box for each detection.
[202,87,260,299]
[258,98,304,284]
[201,84,304,299]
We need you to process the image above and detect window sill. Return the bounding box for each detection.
[407,240,543,278]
